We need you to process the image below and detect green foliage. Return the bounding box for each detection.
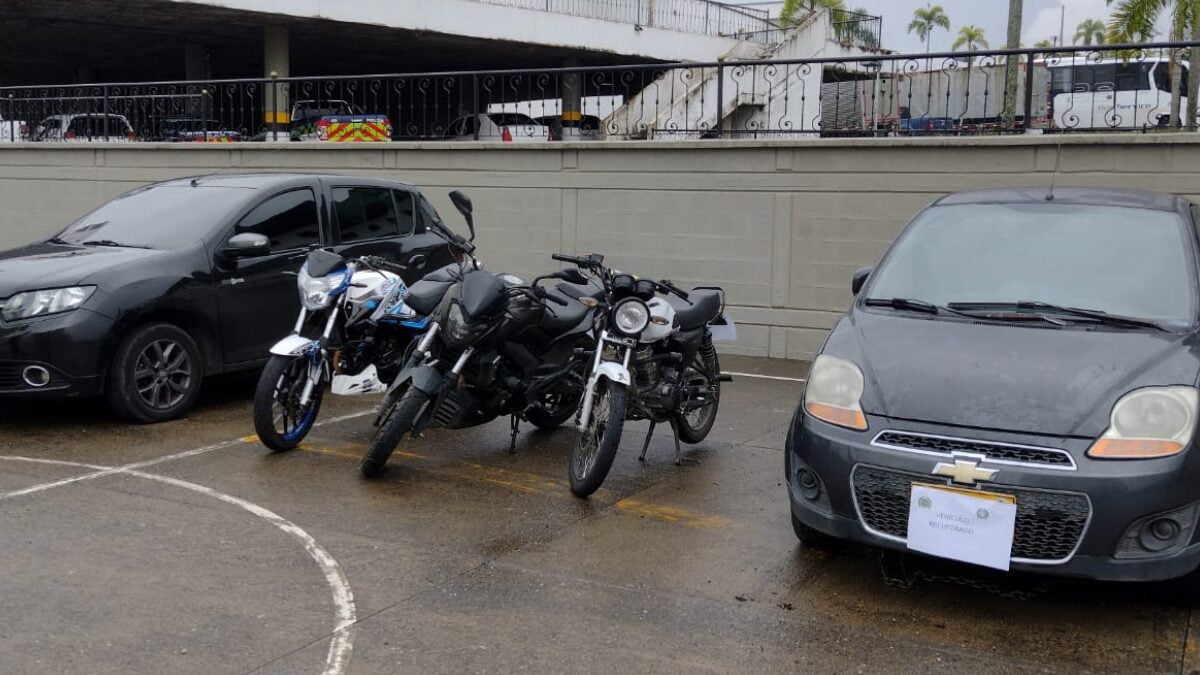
[952,25,989,51]
[907,4,951,51]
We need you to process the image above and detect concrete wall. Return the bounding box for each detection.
[2,134,1198,360]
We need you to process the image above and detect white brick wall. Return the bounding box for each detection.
[2,134,1197,360]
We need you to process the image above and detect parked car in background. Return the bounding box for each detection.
[288,99,391,142]
[444,113,551,142]
[150,117,241,142]
[33,113,135,142]
[0,114,28,142]
[0,173,456,422]
[788,187,1200,591]
[534,114,601,141]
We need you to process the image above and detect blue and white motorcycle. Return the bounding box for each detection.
[252,250,430,451]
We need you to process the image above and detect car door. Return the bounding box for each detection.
[214,186,324,364]
[329,184,451,284]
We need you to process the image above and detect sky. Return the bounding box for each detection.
[728,0,1171,55]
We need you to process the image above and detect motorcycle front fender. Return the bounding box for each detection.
[577,362,631,431]
[391,364,447,397]
[270,334,318,357]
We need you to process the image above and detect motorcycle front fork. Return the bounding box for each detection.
[299,306,341,407]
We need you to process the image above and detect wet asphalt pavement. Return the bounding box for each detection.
[0,355,1197,674]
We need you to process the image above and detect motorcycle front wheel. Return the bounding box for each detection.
[569,379,626,498]
[360,386,428,479]
[253,355,324,452]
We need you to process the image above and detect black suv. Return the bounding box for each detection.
[0,173,456,421]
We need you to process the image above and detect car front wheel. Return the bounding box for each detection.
[106,322,203,423]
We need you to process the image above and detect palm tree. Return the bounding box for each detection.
[907,4,952,53]
[953,25,989,51]
[1107,0,1194,126]
[780,0,845,28]
[1034,38,1056,47]
[1074,18,1107,45]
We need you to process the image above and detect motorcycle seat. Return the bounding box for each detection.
[540,290,590,334]
[668,289,722,331]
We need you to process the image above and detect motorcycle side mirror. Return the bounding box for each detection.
[222,232,271,259]
[851,266,874,295]
[448,190,476,242]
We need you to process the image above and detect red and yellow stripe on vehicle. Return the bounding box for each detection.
[316,116,392,143]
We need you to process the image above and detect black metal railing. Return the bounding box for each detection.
[470,0,775,40]
[0,42,1196,144]
[830,8,882,49]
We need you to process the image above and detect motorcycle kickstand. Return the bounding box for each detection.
[638,422,656,462]
[509,414,520,454]
[669,420,700,467]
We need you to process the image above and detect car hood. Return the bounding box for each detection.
[0,242,161,297]
[825,310,1200,438]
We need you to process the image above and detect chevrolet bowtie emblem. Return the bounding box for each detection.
[932,458,997,486]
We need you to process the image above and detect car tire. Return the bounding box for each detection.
[106,322,203,424]
[791,512,842,552]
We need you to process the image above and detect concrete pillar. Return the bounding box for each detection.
[264,25,290,142]
[184,43,210,116]
[561,58,582,140]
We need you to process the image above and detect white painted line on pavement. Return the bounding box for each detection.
[724,371,807,383]
[0,408,377,502]
[0,454,358,675]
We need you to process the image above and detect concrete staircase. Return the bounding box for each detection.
[603,8,874,139]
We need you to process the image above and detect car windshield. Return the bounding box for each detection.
[864,202,1196,327]
[53,184,255,249]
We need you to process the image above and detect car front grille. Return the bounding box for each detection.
[852,465,1090,563]
[872,431,1075,468]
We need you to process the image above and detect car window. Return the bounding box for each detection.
[333,187,402,242]
[487,113,537,126]
[237,189,321,251]
[418,195,445,234]
[865,203,1196,326]
[68,115,131,138]
[392,190,417,236]
[55,184,257,250]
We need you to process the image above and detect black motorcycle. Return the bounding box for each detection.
[358,196,599,478]
[554,253,732,498]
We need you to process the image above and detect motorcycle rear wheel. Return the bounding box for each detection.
[360,387,428,478]
[569,379,626,498]
[675,338,720,444]
[253,355,324,452]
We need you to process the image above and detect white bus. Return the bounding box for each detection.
[1046,56,1188,130]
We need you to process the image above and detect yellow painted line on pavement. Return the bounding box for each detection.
[614,498,730,529]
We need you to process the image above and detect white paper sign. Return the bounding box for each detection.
[906,484,1017,571]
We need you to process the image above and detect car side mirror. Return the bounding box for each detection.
[223,232,271,258]
[852,266,873,295]
[448,190,476,242]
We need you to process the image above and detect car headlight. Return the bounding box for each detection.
[1,286,96,322]
[804,354,868,431]
[613,299,650,335]
[298,265,350,310]
[1088,386,1199,459]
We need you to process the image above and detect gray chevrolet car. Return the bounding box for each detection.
[787,187,1200,587]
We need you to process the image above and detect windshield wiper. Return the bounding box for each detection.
[862,297,941,315]
[948,301,1168,332]
[81,239,152,250]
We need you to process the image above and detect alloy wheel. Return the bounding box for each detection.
[133,339,192,410]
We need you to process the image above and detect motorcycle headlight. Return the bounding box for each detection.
[613,299,650,335]
[804,354,867,431]
[1,286,96,322]
[1088,386,1199,459]
[445,302,488,347]
[298,265,350,310]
